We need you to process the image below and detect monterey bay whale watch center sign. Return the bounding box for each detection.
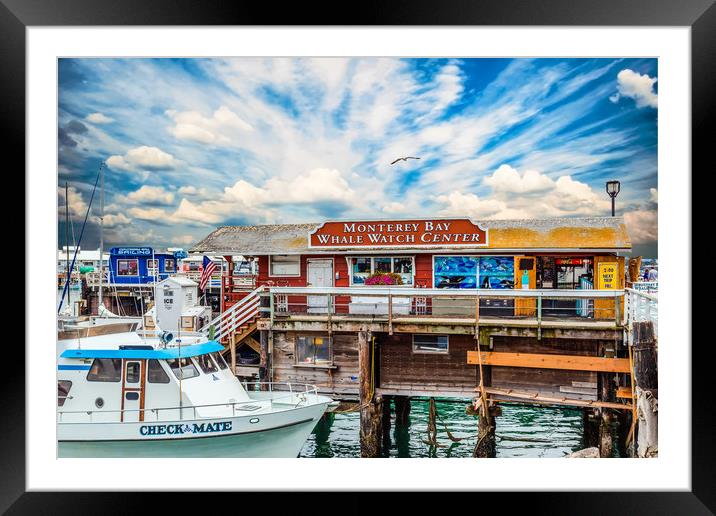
[309,219,489,248]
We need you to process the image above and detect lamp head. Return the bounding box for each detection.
[606,180,621,197]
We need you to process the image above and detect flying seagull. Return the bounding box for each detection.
[390,156,421,165]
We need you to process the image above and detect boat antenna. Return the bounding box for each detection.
[65,182,71,314]
[98,161,105,316]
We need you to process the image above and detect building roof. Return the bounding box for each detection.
[190,217,632,254]
[160,276,198,287]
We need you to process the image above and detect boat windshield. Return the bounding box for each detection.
[195,353,218,374]
[166,357,199,380]
[210,352,228,370]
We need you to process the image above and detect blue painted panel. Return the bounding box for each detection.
[60,341,223,360]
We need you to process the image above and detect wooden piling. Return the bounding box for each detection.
[583,409,600,449]
[473,400,496,458]
[394,396,411,426]
[381,395,392,456]
[633,321,658,457]
[359,330,382,457]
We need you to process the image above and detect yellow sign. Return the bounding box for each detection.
[597,262,618,290]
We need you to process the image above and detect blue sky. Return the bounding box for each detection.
[58,57,658,256]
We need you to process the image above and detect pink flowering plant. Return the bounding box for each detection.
[364,272,404,286]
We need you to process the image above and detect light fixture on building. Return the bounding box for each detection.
[606,180,621,217]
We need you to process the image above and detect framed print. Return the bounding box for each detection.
[6,0,713,512]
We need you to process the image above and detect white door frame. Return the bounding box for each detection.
[307,258,334,313]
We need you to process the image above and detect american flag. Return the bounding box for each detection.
[199,255,217,291]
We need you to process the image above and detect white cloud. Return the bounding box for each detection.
[124,185,175,205]
[103,212,131,228]
[264,168,356,205]
[483,164,555,194]
[624,209,657,243]
[85,112,114,124]
[436,191,508,219]
[610,69,657,109]
[167,106,253,145]
[106,146,178,172]
[382,202,407,213]
[127,206,170,221]
[436,164,612,220]
[649,188,658,203]
[57,186,87,218]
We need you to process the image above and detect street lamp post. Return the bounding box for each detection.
[606,180,621,217]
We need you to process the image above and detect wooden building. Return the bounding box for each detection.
[192,217,636,457]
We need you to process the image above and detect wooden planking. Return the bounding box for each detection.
[467,351,631,373]
[380,333,478,390]
[484,387,633,410]
[616,386,633,399]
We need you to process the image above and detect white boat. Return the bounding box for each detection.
[57,331,332,457]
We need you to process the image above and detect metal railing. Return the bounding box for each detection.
[198,285,265,340]
[263,286,626,325]
[625,288,658,339]
[57,382,320,423]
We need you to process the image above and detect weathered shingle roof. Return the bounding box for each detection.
[190,217,631,254]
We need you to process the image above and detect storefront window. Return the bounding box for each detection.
[479,257,515,289]
[270,255,300,276]
[295,336,332,365]
[164,258,175,272]
[434,256,478,288]
[350,257,414,285]
[117,259,138,276]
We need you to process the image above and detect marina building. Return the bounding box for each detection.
[189,216,648,457]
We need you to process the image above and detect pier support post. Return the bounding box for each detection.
[394,396,411,426]
[259,330,269,391]
[598,372,616,458]
[359,330,382,457]
[633,321,658,458]
[381,395,392,456]
[473,400,496,458]
[583,409,600,449]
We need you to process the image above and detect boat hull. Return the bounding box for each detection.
[58,400,330,458]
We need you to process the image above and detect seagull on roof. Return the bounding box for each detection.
[390,156,421,165]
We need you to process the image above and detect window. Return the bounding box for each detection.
[196,354,218,374]
[147,360,170,383]
[413,335,449,354]
[125,361,141,383]
[87,358,122,382]
[57,380,72,407]
[167,357,199,380]
[147,259,158,275]
[181,316,194,329]
[164,258,175,272]
[270,255,300,276]
[117,259,138,276]
[295,336,332,366]
[350,257,414,285]
[211,352,228,370]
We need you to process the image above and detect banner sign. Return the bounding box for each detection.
[309,219,488,248]
[597,262,618,290]
[111,247,153,256]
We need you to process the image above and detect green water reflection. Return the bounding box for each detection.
[299,398,589,458]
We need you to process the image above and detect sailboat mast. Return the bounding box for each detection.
[98,162,104,313]
[65,182,71,311]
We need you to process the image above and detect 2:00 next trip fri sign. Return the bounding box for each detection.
[309,219,488,248]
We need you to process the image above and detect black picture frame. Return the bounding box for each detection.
[5,0,711,512]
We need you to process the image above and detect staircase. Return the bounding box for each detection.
[199,285,264,343]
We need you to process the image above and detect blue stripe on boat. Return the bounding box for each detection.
[59,341,223,360]
[58,364,92,371]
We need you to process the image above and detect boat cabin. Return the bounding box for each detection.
[57,337,248,423]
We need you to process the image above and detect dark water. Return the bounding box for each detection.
[300,398,588,458]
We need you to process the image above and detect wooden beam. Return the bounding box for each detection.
[467,351,631,373]
[484,387,633,410]
[616,386,633,399]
